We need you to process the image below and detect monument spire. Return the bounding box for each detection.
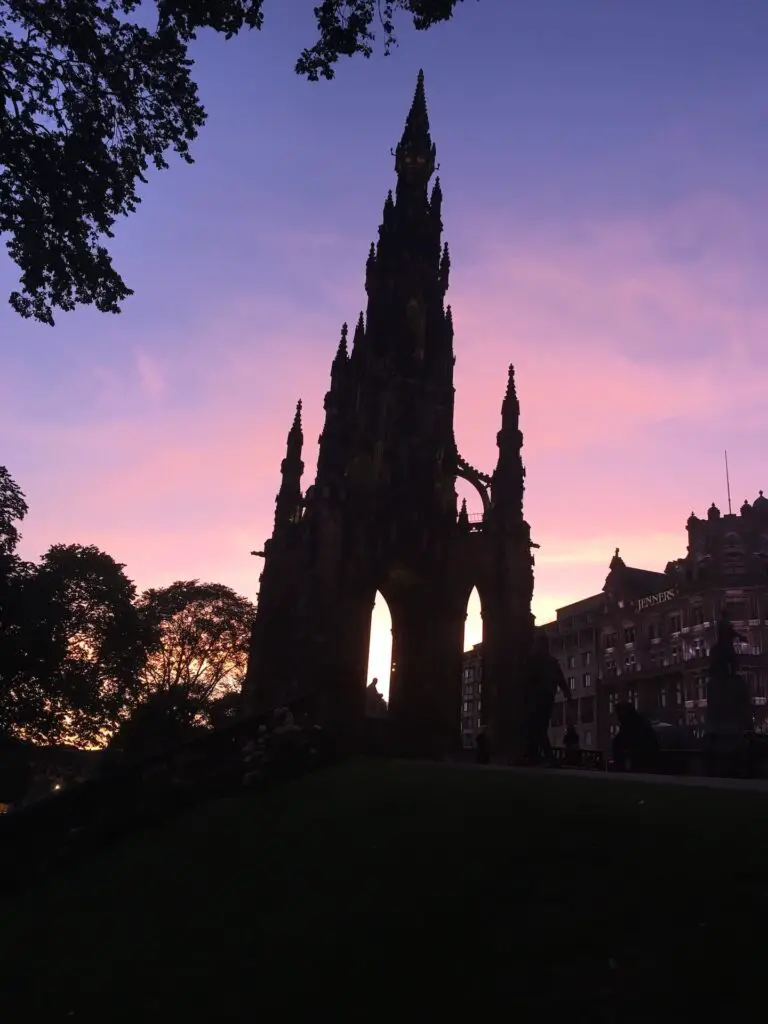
[364,69,447,367]
[491,365,525,519]
[274,400,304,531]
[501,364,520,432]
[280,399,303,467]
[394,69,436,182]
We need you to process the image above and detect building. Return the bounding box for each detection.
[245,72,536,757]
[461,643,484,748]
[463,493,768,751]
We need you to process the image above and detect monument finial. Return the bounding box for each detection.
[282,399,303,462]
[458,497,469,527]
[500,364,519,429]
[394,69,436,180]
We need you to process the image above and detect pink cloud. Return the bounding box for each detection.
[135,351,167,401]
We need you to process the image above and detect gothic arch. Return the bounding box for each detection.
[456,456,491,514]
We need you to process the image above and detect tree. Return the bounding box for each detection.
[0,465,28,555]
[102,581,252,761]
[104,685,202,764]
[0,0,470,324]
[0,544,156,745]
[0,466,34,744]
[137,580,254,710]
[0,729,33,805]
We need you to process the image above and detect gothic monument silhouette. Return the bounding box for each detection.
[244,72,536,757]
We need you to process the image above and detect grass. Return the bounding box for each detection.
[3,761,768,1021]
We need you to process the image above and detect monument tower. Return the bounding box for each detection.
[244,72,536,756]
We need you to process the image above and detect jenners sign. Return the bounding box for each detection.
[635,589,676,613]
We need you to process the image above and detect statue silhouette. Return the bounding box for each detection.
[706,611,753,743]
[709,611,746,679]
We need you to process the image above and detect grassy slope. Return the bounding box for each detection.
[3,761,768,1022]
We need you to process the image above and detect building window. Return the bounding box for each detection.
[463,701,472,713]
[670,614,682,633]
[579,696,595,723]
[623,627,636,644]
[568,677,576,691]
[466,667,475,682]
[660,687,667,708]
[624,652,636,671]
[627,688,638,709]
[582,650,592,666]
[566,654,576,669]
[648,621,659,640]
[584,730,593,748]
[675,683,683,706]
[604,659,616,677]
[603,632,617,649]
[671,646,681,664]
[582,672,592,688]
[692,605,704,626]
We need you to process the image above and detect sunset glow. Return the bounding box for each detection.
[3,4,767,702]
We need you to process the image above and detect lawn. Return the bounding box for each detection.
[3,761,768,1022]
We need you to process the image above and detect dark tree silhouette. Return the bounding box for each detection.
[0,730,33,805]
[105,582,254,760]
[0,466,34,746]
[105,685,202,764]
[0,544,156,745]
[0,465,28,555]
[208,689,243,730]
[0,0,471,324]
[137,580,254,707]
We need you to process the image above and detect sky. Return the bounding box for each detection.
[3,0,768,699]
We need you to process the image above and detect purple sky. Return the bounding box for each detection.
[3,1,768,690]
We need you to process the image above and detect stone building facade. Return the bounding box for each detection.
[461,643,484,748]
[464,493,768,751]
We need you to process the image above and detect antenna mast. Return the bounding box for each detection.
[724,450,732,514]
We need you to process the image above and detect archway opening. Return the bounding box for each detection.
[464,586,483,652]
[455,476,484,523]
[367,591,393,707]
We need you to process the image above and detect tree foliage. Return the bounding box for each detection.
[0,0,470,323]
[104,581,254,760]
[137,580,254,706]
[0,469,256,758]
[0,543,155,745]
[104,684,202,763]
[0,464,28,555]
